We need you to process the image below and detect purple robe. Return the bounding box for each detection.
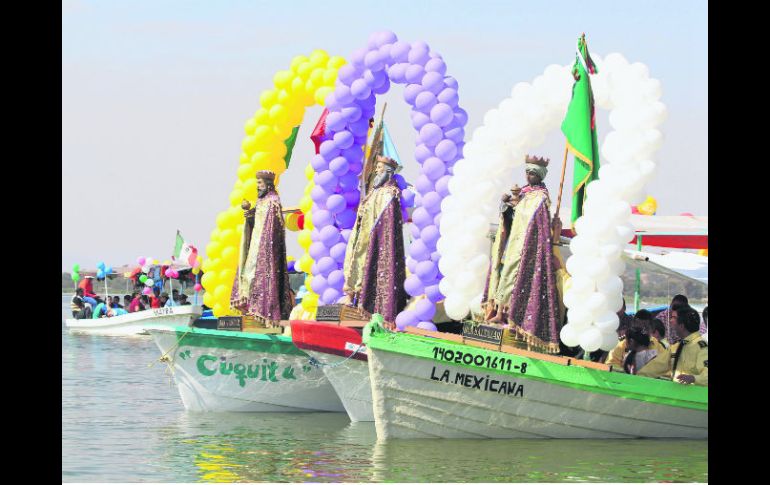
[230,191,293,322]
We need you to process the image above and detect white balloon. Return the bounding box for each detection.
[609,258,626,277]
[570,275,595,295]
[560,324,581,347]
[579,327,603,352]
[599,243,622,260]
[605,292,625,313]
[596,275,623,295]
[444,296,470,320]
[585,292,609,315]
[145,278,154,287]
[567,307,592,328]
[599,329,620,351]
[584,257,610,281]
[469,294,483,314]
[594,311,620,332]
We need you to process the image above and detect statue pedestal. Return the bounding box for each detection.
[315,304,372,328]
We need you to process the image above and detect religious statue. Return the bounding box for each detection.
[340,155,407,322]
[230,170,294,326]
[484,155,564,353]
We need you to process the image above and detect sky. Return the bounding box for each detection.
[62,0,707,271]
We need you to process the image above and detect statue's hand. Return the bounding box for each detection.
[241,199,252,210]
[551,215,563,243]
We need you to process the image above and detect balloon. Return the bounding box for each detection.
[137,257,146,266]
[71,272,80,282]
[142,287,153,296]
[139,275,148,283]
[145,278,154,287]
[416,321,438,331]
[404,275,425,297]
[72,263,80,273]
[194,283,203,292]
[560,324,581,347]
[413,298,436,321]
[579,327,603,352]
[396,310,419,330]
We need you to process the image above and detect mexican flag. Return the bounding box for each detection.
[173,230,198,267]
[561,34,600,224]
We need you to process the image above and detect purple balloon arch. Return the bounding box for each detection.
[310,31,468,331]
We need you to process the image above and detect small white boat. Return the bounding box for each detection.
[65,305,202,337]
[148,326,346,413]
[366,322,707,439]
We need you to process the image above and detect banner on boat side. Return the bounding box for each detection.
[462,322,504,346]
[217,316,243,331]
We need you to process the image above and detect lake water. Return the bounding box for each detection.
[62,296,707,482]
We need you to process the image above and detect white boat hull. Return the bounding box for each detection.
[65,306,202,337]
[305,349,374,422]
[368,346,708,439]
[149,327,346,413]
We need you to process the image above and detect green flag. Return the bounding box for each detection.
[561,34,600,224]
[283,126,300,169]
[173,230,184,259]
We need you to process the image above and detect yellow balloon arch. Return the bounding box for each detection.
[200,50,346,316]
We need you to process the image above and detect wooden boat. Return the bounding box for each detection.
[290,320,373,422]
[365,321,707,439]
[148,325,345,413]
[65,305,202,337]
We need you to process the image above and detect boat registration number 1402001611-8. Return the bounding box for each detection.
[432,346,528,374]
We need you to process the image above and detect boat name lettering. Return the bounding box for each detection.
[430,366,524,397]
[152,307,174,316]
[194,354,305,387]
[432,346,527,373]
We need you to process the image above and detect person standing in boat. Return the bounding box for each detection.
[231,170,293,327]
[670,306,708,386]
[486,155,564,354]
[340,155,407,323]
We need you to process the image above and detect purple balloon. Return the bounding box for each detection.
[322,288,341,305]
[324,93,340,111]
[333,130,354,149]
[408,44,430,65]
[329,156,350,176]
[311,275,328,294]
[434,139,458,161]
[364,50,385,71]
[433,213,442,228]
[317,256,337,275]
[430,103,454,127]
[403,84,423,104]
[409,239,430,261]
[444,126,465,144]
[390,41,411,63]
[310,154,329,172]
[422,71,444,94]
[406,256,418,273]
[287,261,296,272]
[326,111,346,132]
[319,226,341,248]
[387,63,408,83]
[423,157,446,181]
[430,251,441,263]
[365,69,387,88]
[320,140,341,159]
[327,269,344,289]
[404,275,425,297]
[372,78,390,95]
[348,117,370,137]
[338,64,358,85]
[330,242,347,263]
[350,47,367,68]
[326,194,346,214]
[340,229,352,242]
[374,30,397,47]
[414,91,437,112]
[342,146,364,164]
[419,123,443,147]
[401,189,415,208]
[310,185,328,205]
[350,78,371,100]
[415,261,439,282]
[416,321,438,331]
[444,76,458,89]
[335,85,354,105]
[348,161,363,175]
[311,263,319,275]
[314,209,334,228]
[411,206,432,229]
[435,175,452,197]
[395,309,419,330]
[307,242,329,260]
[414,144,432,163]
[437,88,459,107]
[405,65,426,84]
[414,175,434,194]
[425,57,447,76]
[421,191,442,214]
[414,298,437,320]
[341,105,362,122]
[454,107,469,126]
[311,228,321,242]
[425,284,444,303]
[339,173,359,190]
[411,111,430,130]
[336,209,357,229]
[316,170,338,191]
[342,190,360,207]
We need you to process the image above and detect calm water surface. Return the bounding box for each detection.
[62,297,707,482]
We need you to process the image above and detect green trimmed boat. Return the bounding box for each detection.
[364,321,707,439]
[148,326,345,413]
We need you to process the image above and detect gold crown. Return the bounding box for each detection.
[256,170,276,182]
[376,155,399,169]
[525,155,549,166]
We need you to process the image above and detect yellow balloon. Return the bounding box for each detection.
[220,268,235,284]
[309,49,329,66]
[260,89,278,108]
[239,153,249,164]
[200,272,215,289]
[304,164,315,181]
[297,61,314,79]
[237,163,255,181]
[253,125,273,143]
[309,67,324,84]
[212,302,228,317]
[314,86,334,106]
[273,70,293,89]
[221,246,237,264]
[328,56,346,69]
[242,178,258,201]
[287,256,296,262]
[304,216,314,231]
[322,68,338,85]
[152,259,159,265]
[244,118,257,135]
[299,196,312,214]
[269,104,288,124]
[213,285,228,301]
[206,241,223,259]
[229,189,244,206]
[304,183,313,196]
[298,231,312,250]
[290,76,305,94]
[203,292,215,307]
[192,266,200,275]
[290,55,309,72]
[253,108,269,125]
[301,293,319,310]
[242,135,258,155]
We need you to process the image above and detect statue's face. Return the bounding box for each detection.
[256,178,266,191]
[526,170,542,185]
[372,163,393,188]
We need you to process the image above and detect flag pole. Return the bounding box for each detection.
[555,143,569,221]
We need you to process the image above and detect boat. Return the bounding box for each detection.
[290,320,373,422]
[148,325,346,413]
[364,320,707,439]
[65,305,202,337]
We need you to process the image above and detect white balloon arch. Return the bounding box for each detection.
[437,53,667,352]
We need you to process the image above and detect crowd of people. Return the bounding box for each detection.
[70,286,192,320]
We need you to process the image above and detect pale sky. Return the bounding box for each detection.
[62,0,707,271]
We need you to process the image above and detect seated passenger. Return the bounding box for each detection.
[129,293,145,312]
[622,327,670,378]
[70,288,92,319]
[606,319,668,369]
[107,307,128,317]
[178,294,191,305]
[150,288,162,309]
[670,306,708,386]
[123,294,133,311]
[92,298,109,319]
[110,295,123,309]
[161,292,176,307]
[649,318,669,349]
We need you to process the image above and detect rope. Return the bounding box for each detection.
[308,342,366,369]
[148,326,195,368]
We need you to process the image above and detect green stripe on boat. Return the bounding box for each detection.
[367,329,707,411]
[160,326,307,356]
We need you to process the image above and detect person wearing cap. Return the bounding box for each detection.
[231,170,293,327]
[341,155,407,323]
[486,155,564,354]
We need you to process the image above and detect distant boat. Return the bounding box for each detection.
[147,326,346,413]
[65,305,202,337]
